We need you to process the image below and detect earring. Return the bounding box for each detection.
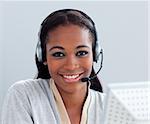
[43,62,47,65]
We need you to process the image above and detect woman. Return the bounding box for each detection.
[1,9,104,124]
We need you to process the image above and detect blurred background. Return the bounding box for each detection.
[0,1,149,115]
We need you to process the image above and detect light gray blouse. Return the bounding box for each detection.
[1,79,104,124]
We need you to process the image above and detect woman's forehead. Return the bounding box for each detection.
[46,39,92,51]
[46,25,92,44]
[46,26,92,51]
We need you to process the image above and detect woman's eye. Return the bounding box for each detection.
[52,52,65,58]
[76,51,88,57]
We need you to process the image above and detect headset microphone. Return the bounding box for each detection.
[81,49,103,82]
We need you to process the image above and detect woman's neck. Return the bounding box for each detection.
[55,83,88,124]
[57,84,88,109]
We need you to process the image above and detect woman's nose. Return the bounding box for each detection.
[63,55,79,70]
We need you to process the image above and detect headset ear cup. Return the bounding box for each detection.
[36,40,43,62]
[93,49,97,62]
[94,40,101,62]
[36,24,44,63]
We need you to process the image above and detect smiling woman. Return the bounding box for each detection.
[1,9,104,124]
[45,25,93,95]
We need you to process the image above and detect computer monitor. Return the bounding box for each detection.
[102,81,150,124]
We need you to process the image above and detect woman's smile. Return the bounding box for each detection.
[59,72,84,83]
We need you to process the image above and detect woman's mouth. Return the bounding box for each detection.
[63,74,80,79]
[59,73,83,83]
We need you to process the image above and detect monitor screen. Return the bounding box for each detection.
[102,81,150,124]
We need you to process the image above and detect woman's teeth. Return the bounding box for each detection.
[63,74,79,79]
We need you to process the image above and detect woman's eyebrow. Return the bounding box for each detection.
[49,46,64,51]
[76,45,90,49]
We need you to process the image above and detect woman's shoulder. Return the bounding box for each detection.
[7,78,50,96]
[89,89,105,103]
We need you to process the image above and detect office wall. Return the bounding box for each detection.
[0,2,4,115]
[148,1,150,81]
[0,1,148,114]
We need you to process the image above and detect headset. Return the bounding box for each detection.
[36,9,103,71]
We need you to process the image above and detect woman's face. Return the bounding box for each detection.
[45,24,93,93]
